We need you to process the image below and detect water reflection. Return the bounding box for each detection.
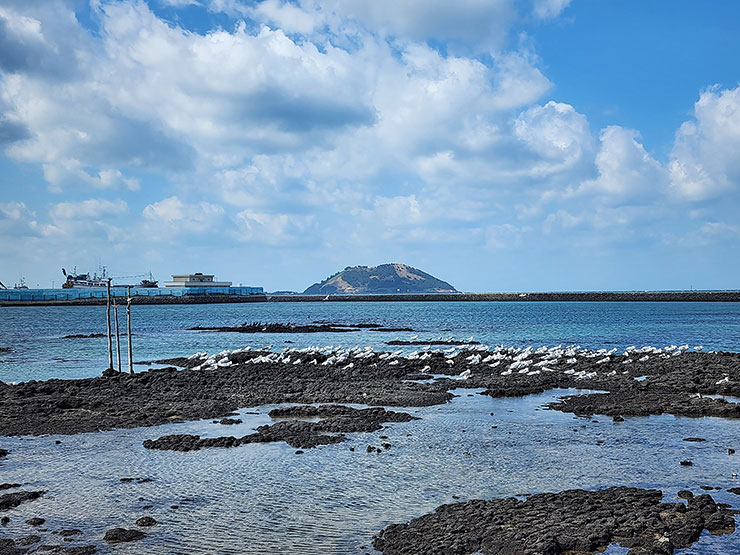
[1,388,739,553]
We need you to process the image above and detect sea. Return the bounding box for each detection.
[1,301,739,554]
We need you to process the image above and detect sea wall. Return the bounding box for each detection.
[268,291,740,302]
[2,290,739,306]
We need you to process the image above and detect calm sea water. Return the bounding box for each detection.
[1,301,739,553]
[1,301,739,383]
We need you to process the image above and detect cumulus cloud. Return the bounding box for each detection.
[532,0,572,20]
[373,195,423,227]
[50,199,128,220]
[576,126,667,201]
[143,196,224,230]
[669,84,740,201]
[0,201,38,237]
[232,209,315,245]
[514,100,593,176]
[1,0,737,289]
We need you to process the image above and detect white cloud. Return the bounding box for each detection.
[51,199,128,220]
[160,0,201,6]
[485,223,530,249]
[669,84,740,201]
[143,196,224,230]
[577,126,667,201]
[232,209,315,245]
[514,100,593,176]
[0,201,38,237]
[289,0,517,51]
[532,0,572,20]
[1,0,737,290]
[374,195,423,227]
[250,0,319,35]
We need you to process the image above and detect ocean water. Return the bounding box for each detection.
[1,388,739,554]
[1,301,739,383]
[1,301,740,553]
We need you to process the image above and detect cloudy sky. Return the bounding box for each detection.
[1,0,739,292]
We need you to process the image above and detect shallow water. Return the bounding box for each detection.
[1,387,739,554]
[1,301,739,382]
[2,301,739,553]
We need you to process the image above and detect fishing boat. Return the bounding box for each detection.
[62,267,160,289]
[13,277,29,290]
[61,267,108,289]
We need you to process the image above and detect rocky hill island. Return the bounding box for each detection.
[303,263,458,295]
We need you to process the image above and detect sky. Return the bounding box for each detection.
[1,0,739,293]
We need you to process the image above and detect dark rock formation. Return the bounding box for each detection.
[0,352,448,436]
[386,340,480,346]
[62,334,105,339]
[15,535,40,546]
[59,529,82,537]
[135,516,157,527]
[215,418,242,425]
[144,405,418,451]
[0,484,20,491]
[2,347,740,438]
[103,528,145,543]
[0,491,44,511]
[189,322,360,334]
[550,391,740,419]
[303,263,458,295]
[374,487,736,554]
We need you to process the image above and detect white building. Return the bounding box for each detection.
[164,273,233,288]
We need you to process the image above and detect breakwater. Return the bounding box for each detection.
[268,291,740,302]
[2,290,739,306]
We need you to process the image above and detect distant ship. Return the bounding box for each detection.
[13,277,29,290]
[62,267,108,288]
[61,267,159,289]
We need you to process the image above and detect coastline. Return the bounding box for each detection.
[2,343,739,553]
[2,290,740,307]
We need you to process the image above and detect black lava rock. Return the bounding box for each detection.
[0,490,45,511]
[136,516,157,527]
[104,528,145,543]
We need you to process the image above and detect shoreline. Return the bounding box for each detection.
[2,345,739,436]
[2,343,740,553]
[2,290,740,306]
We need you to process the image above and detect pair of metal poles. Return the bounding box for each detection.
[106,280,134,374]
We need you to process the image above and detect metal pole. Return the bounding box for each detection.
[106,278,113,371]
[114,296,122,372]
[127,286,134,375]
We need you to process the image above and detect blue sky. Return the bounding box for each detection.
[1,0,739,292]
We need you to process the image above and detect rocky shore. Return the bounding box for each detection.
[0,350,452,436]
[373,487,737,554]
[1,345,739,437]
[187,321,409,333]
[2,342,740,553]
[143,405,417,451]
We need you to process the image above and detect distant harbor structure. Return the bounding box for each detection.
[164,273,232,288]
[0,270,263,304]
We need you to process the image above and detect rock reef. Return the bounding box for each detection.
[1,345,740,436]
[374,487,737,554]
[0,490,44,511]
[144,405,417,451]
